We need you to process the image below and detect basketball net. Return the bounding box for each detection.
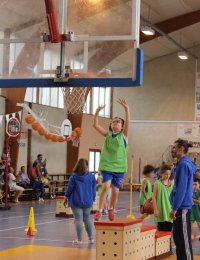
[62,87,87,114]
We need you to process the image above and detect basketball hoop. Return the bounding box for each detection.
[62,87,88,114]
[17,132,27,147]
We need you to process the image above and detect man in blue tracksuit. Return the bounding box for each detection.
[170,139,197,260]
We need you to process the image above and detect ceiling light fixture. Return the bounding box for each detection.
[177,51,189,60]
[141,25,155,36]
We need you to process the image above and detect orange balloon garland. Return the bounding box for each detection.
[27,118,82,144]
[71,130,78,138]
[25,114,35,124]
[51,135,60,142]
[38,128,46,136]
[45,133,52,140]
[74,127,82,137]
[32,122,41,131]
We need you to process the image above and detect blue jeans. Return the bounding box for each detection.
[71,207,93,240]
[32,181,45,198]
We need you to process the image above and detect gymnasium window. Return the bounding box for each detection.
[24,88,37,103]
[84,87,111,118]
[89,149,101,178]
[24,87,111,118]
[9,43,25,74]
[25,87,64,109]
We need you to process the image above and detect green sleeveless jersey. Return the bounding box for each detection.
[139,178,152,206]
[99,131,128,173]
[190,190,200,222]
[154,179,174,223]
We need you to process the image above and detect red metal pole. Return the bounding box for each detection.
[5,138,9,209]
[44,0,62,43]
[139,157,141,184]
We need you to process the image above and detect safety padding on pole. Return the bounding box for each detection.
[25,207,37,233]
[127,157,135,220]
[95,218,142,260]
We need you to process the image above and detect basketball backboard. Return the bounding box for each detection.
[0,0,143,88]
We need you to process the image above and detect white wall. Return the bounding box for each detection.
[113,52,197,181]
[0,95,6,155]
[78,114,110,160]
[17,103,67,174]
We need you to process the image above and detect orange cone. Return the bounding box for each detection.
[27,227,34,237]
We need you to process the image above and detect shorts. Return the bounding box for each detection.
[10,185,24,193]
[101,171,124,189]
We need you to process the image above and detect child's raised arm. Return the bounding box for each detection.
[93,105,108,137]
[117,98,130,139]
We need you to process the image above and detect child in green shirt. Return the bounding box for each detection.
[93,98,130,221]
[152,164,174,231]
[191,178,200,240]
[139,165,155,218]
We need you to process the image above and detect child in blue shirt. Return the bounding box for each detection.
[64,159,96,244]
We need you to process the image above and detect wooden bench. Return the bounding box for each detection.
[7,179,69,201]
[49,174,71,181]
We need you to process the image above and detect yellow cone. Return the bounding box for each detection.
[25,207,37,233]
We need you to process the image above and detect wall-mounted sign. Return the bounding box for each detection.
[6,118,20,137]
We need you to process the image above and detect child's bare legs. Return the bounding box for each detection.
[47,184,53,194]
[109,186,119,209]
[98,180,111,209]
[47,184,55,198]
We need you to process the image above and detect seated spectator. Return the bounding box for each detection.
[29,162,45,202]
[1,143,11,168]
[8,167,24,203]
[194,170,200,181]
[34,154,47,176]
[0,169,5,203]
[17,166,31,189]
[0,159,5,170]
[41,172,55,199]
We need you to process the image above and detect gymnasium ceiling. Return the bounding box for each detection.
[0,0,200,75]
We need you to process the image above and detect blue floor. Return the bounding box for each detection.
[0,191,199,255]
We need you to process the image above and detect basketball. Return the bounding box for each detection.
[143,201,154,215]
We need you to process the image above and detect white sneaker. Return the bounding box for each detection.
[14,199,19,203]
[50,194,54,199]
[39,198,44,202]
[88,238,95,244]
[72,239,83,244]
